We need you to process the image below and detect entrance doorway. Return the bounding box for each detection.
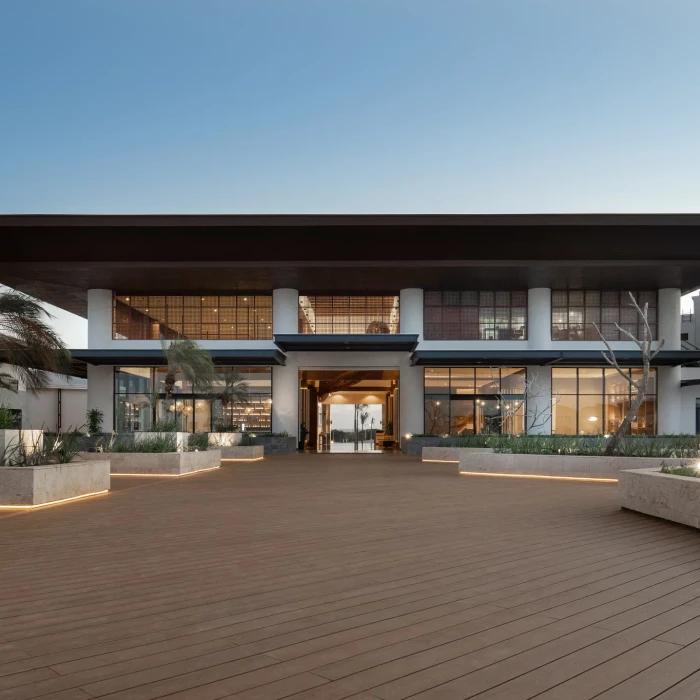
[299,369,399,453]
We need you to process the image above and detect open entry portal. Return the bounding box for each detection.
[299,369,399,452]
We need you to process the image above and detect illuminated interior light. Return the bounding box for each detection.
[458,471,617,483]
[0,490,109,510]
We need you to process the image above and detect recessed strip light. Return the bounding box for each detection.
[458,471,617,483]
[423,459,459,464]
[111,466,221,478]
[0,490,109,510]
[221,457,265,462]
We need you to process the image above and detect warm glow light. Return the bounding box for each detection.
[221,457,265,462]
[112,466,220,478]
[423,459,459,464]
[588,416,598,422]
[405,433,412,439]
[459,471,617,483]
[0,490,109,510]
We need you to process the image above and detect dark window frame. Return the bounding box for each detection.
[298,294,400,335]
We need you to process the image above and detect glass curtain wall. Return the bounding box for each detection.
[552,367,657,434]
[298,295,400,334]
[424,368,526,435]
[113,294,273,340]
[115,366,272,433]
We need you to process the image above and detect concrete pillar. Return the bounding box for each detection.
[273,288,299,335]
[87,289,113,348]
[525,366,552,434]
[271,364,298,438]
[399,288,423,340]
[658,288,681,350]
[693,296,700,348]
[400,364,424,437]
[87,365,114,431]
[528,288,551,349]
[658,366,682,434]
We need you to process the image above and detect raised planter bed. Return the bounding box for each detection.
[619,468,700,528]
[422,446,494,463]
[0,429,43,458]
[253,436,297,455]
[220,445,264,461]
[81,449,221,476]
[0,460,110,508]
[457,452,693,481]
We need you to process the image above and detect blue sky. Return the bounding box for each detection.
[1,1,698,342]
[1,0,699,214]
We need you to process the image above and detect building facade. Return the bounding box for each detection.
[2,214,700,445]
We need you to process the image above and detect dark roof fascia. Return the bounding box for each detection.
[69,349,286,366]
[274,334,419,352]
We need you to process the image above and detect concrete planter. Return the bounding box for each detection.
[253,436,297,454]
[220,445,264,461]
[0,459,110,507]
[81,449,221,476]
[208,432,243,447]
[0,429,44,460]
[619,468,700,528]
[422,447,494,463]
[457,452,694,481]
[133,432,189,452]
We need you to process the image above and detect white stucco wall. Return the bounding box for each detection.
[87,365,114,430]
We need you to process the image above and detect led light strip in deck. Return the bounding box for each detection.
[422,459,459,464]
[111,466,221,478]
[221,457,265,462]
[0,490,109,510]
[459,471,617,483]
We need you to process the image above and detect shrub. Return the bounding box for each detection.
[661,462,700,477]
[109,434,177,453]
[0,404,19,429]
[213,423,241,433]
[86,408,104,434]
[188,433,209,451]
[0,432,81,466]
[152,419,179,433]
[240,433,255,446]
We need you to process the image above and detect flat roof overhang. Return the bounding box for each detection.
[274,334,419,352]
[1,214,700,317]
[411,350,700,367]
[69,348,286,367]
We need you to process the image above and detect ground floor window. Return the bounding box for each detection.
[114,366,272,432]
[423,367,526,435]
[552,367,657,435]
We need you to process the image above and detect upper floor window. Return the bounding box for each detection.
[551,291,657,341]
[299,295,400,334]
[424,291,527,340]
[113,294,273,340]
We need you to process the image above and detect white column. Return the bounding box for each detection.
[658,288,681,350]
[693,296,700,348]
[400,288,423,340]
[657,289,681,434]
[273,288,299,335]
[87,289,113,348]
[658,366,682,434]
[87,365,114,431]
[272,364,298,438]
[525,366,552,434]
[399,361,424,437]
[528,288,551,349]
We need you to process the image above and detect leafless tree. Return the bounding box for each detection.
[594,292,664,456]
[497,372,560,434]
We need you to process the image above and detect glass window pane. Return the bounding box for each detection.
[424,397,449,435]
[115,367,151,394]
[578,396,603,434]
[578,368,603,394]
[633,397,657,434]
[605,394,629,435]
[450,400,474,435]
[194,399,211,434]
[450,368,475,394]
[475,368,500,394]
[552,368,577,395]
[500,398,525,435]
[475,398,501,434]
[553,394,577,434]
[424,368,450,394]
[115,394,152,433]
[604,367,629,395]
[501,368,526,395]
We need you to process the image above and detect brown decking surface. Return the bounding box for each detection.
[2,454,700,700]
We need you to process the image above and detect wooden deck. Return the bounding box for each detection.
[2,454,700,700]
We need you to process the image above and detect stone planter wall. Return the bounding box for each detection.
[0,459,110,507]
[619,468,700,528]
[220,445,264,460]
[209,432,243,447]
[457,452,693,480]
[0,429,44,460]
[253,436,297,454]
[422,447,494,462]
[133,432,189,452]
[81,449,221,476]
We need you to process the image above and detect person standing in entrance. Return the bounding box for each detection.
[299,422,309,451]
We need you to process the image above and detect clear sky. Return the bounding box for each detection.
[1,1,698,340]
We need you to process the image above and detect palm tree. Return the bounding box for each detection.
[160,339,216,399]
[0,288,69,393]
[218,369,250,425]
